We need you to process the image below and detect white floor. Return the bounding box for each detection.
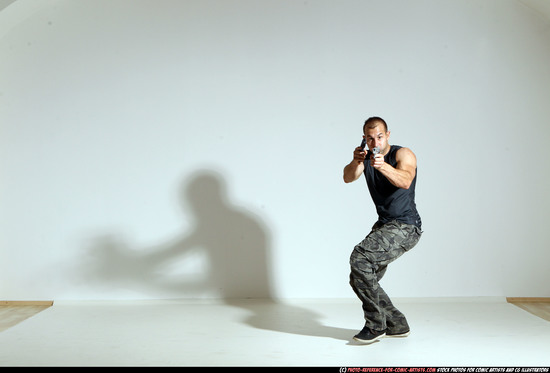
[0,297,549,367]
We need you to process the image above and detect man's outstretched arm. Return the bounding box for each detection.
[344,146,367,183]
[373,147,417,189]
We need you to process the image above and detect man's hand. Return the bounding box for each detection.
[371,153,384,169]
[344,147,367,183]
[353,147,367,164]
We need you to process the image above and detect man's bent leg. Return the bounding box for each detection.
[349,248,386,331]
[349,221,421,334]
[376,265,410,334]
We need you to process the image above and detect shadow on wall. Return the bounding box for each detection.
[85,169,273,299]
[84,169,357,342]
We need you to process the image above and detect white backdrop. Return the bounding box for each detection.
[1,0,550,301]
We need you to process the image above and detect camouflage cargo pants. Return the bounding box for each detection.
[349,220,422,333]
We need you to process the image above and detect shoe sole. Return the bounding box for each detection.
[386,331,410,338]
[353,332,386,344]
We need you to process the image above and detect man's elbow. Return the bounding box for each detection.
[343,173,359,184]
[398,169,415,189]
[399,178,413,189]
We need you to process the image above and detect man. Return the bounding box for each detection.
[343,116,422,344]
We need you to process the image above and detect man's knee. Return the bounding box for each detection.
[349,248,375,273]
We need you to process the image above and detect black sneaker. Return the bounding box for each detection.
[353,327,386,344]
[386,329,410,338]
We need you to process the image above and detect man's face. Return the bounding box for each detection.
[364,124,390,153]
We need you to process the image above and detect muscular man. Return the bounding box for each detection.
[343,116,422,344]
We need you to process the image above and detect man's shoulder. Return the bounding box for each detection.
[393,145,414,155]
[394,146,417,164]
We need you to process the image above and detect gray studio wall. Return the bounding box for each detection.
[1,0,549,300]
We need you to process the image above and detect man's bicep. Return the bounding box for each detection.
[396,148,417,177]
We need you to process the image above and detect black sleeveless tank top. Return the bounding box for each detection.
[364,145,422,228]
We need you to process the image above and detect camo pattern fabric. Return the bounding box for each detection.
[349,220,422,332]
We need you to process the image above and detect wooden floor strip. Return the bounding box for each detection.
[0,301,54,306]
[507,297,550,322]
[0,302,53,332]
[506,297,550,303]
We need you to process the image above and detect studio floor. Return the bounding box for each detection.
[0,297,549,367]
